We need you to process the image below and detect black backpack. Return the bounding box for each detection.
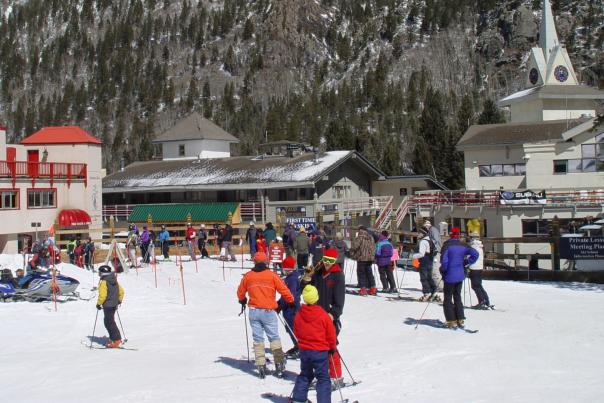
[423,237,436,259]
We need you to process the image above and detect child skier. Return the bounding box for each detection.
[278,255,300,358]
[291,285,337,403]
[237,252,294,378]
[96,265,125,348]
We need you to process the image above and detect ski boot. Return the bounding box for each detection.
[285,346,299,359]
[331,377,345,391]
[368,287,378,296]
[388,287,398,294]
[358,287,368,296]
[457,319,465,328]
[430,293,441,302]
[445,320,458,329]
[256,364,268,379]
[418,294,431,302]
[106,339,122,348]
[271,340,286,378]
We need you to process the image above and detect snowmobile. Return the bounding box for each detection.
[0,268,80,302]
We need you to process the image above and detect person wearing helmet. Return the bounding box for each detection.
[96,266,125,348]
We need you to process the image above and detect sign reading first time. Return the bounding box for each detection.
[559,237,604,259]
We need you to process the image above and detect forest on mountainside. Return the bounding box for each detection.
[0,0,602,189]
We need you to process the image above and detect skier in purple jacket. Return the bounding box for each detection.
[440,227,479,329]
[375,231,396,293]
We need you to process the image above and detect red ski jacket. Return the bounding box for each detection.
[294,304,337,351]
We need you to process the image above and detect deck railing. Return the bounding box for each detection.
[0,160,87,187]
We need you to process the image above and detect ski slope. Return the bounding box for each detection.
[1,254,603,403]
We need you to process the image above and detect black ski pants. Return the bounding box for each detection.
[161,241,170,259]
[443,282,465,322]
[469,270,490,305]
[378,265,396,290]
[419,260,437,295]
[140,243,150,263]
[357,261,376,289]
[297,253,309,271]
[103,307,121,341]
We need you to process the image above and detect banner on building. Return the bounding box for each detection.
[560,237,604,259]
[499,190,547,205]
[276,206,307,217]
[285,217,316,232]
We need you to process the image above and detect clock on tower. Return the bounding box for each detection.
[554,65,569,82]
[529,68,539,85]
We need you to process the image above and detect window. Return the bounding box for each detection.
[399,188,408,196]
[553,160,567,174]
[556,137,604,173]
[332,185,351,199]
[27,189,56,208]
[178,144,185,157]
[568,159,582,173]
[0,190,18,209]
[479,163,526,177]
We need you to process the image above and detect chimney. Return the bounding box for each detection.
[0,124,6,161]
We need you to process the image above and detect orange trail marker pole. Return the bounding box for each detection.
[179,263,187,305]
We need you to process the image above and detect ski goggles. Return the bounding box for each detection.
[322,256,337,264]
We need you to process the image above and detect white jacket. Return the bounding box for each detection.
[468,239,484,270]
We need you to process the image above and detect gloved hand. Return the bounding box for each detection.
[329,348,337,355]
[239,297,247,308]
[96,304,102,310]
[287,301,296,309]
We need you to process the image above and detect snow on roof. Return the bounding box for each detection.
[103,151,362,191]
[498,86,539,104]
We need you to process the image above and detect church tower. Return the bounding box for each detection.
[498,0,604,122]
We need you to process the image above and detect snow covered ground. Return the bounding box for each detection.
[2,253,603,403]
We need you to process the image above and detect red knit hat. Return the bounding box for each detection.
[282,256,296,270]
[254,252,268,264]
[324,248,338,260]
[450,227,461,238]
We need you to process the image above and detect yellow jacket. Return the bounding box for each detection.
[96,273,124,308]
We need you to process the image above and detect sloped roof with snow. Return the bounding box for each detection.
[498,85,604,106]
[103,151,383,193]
[153,112,239,143]
[21,126,102,145]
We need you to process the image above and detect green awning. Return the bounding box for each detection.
[128,203,239,223]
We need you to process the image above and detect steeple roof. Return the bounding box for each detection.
[540,0,559,62]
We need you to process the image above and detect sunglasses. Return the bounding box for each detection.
[322,256,337,264]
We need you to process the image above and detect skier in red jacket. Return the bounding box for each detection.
[291,285,337,403]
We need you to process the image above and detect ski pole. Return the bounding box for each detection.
[330,354,346,403]
[238,305,250,363]
[277,311,298,342]
[415,279,442,330]
[116,309,128,343]
[90,309,99,350]
[337,351,360,385]
[466,275,473,306]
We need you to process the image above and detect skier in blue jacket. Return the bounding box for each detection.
[440,227,479,329]
[158,225,170,260]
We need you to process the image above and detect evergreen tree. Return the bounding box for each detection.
[477,99,505,124]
